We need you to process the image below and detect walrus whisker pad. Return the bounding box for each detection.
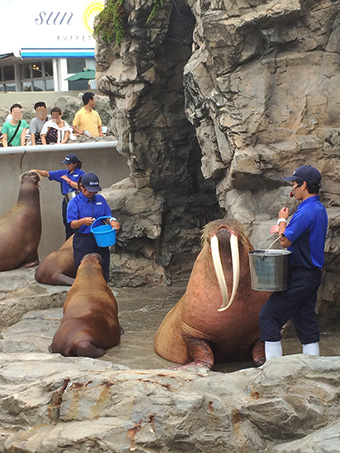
[218,233,240,312]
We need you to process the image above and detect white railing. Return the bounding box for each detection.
[0,140,119,155]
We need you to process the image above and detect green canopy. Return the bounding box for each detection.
[66,68,96,81]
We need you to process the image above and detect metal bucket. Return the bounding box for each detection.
[64,191,78,203]
[249,250,291,292]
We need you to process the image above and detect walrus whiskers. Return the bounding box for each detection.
[218,233,240,312]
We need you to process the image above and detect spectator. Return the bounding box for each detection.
[1,103,28,147]
[72,92,103,137]
[41,107,72,145]
[29,102,51,145]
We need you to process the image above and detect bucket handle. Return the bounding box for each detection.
[90,216,112,232]
[260,234,283,259]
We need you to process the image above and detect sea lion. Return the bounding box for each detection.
[49,253,121,358]
[0,171,41,271]
[154,219,269,368]
[35,235,76,286]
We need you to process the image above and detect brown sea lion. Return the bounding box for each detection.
[35,235,76,286]
[49,253,121,358]
[154,219,269,368]
[0,171,41,271]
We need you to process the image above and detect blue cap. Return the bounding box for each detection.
[282,165,321,184]
[61,153,79,164]
[81,172,102,192]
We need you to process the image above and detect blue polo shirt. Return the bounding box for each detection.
[49,169,85,195]
[284,196,328,269]
[67,192,112,234]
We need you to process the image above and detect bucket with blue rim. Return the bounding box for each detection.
[91,216,116,247]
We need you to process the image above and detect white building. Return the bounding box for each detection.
[0,0,104,92]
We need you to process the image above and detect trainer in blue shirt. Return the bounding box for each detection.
[31,153,85,239]
[259,165,328,362]
[67,172,120,282]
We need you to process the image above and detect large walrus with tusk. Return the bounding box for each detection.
[154,219,269,368]
[49,253,121,358]
[35,235,76,286]
[0,171,41,271]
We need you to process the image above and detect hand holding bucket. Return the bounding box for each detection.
[91,216,116,247]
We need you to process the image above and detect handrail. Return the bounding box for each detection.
[0,140,119,155]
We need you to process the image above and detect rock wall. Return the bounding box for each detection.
[183,0,340,328]
[96,1,340,318]
[96,0,222,286]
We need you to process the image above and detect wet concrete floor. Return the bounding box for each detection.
[2,280,340,373]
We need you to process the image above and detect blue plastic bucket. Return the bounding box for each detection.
[91,216,116,247]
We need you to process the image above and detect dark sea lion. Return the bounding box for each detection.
[49,253,121,358]
[35,235,76,286]
[0,171,41,271]
[154,219,269,368]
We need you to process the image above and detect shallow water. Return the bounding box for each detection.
[2,280,340,373]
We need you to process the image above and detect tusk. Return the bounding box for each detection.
[211,234,229,310]
[218,233,240,312]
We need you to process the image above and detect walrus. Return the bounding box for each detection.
[49,253,121,358]
[0,171,41,271]
[35,235,76,286]
[154,219,269,368]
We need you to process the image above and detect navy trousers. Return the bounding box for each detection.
[73,233,110,282]
[259,267,322,344]
[62,198,74,240]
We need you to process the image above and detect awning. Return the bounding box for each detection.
[20,48,95,58]
[0,53,15,61]
[65,68,96,81]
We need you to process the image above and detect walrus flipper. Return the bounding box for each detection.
[73,341,106,358]
[252,339,266,366]
[21,258,40,269]
[181,333,214,368]
[50,274,75,286]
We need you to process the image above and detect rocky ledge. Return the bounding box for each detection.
[1,353,340,452]
[1,268,340,452]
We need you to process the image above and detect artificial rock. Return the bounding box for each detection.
[0,270,340,452]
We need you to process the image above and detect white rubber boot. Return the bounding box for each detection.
[302,342,320,356]
[265,341,282,360]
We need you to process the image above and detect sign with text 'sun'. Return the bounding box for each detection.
[3,0,105,58]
